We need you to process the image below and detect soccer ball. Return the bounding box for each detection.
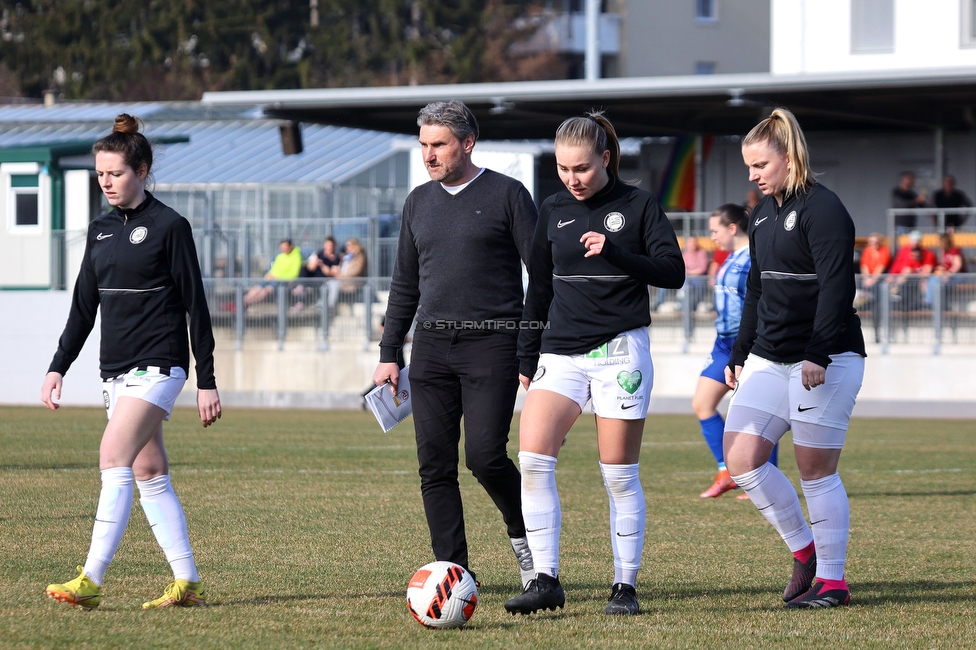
[406,561,478,629]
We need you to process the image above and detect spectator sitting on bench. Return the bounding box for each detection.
[859,232,891,294]
[859,232,891,342]
[291,236,341,312]
[243,239,303,308]
[887,230,935,306]
[327,238,368,313]
[925,232,968,307]
[303,235,341,279]
[681,235,711,310]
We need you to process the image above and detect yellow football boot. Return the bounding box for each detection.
[46,566,102,609]
[142,579,207,609]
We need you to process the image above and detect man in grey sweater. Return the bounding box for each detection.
[372,101,538,590]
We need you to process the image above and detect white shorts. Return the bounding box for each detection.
[726,352,864,447]
[102,366,187,421]
[527,327,653,420]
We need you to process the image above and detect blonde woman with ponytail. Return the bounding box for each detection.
[723,108,866,608]
[506,111,684,616]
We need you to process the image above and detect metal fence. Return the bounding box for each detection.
[856,272,976,353]
[203,277,391,350]
[153,183,409,279]
[49,228,89,291]
[46,193,976,354]
[203,274,976,355]
[662,208,976,249]
[664,211,713,240]
[886,207,976,243]
[46,183,408,289]
[183,217,401,281]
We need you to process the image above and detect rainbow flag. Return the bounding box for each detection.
[658,136,712,211]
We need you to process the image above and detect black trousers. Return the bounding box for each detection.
[409,328,526,571]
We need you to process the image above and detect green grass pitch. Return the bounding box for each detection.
[1,406,973,648]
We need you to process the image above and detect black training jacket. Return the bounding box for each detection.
[518,176,685,378]
[48,193,217,389]
[730,183,866,369]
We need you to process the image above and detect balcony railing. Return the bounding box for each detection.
[510,10,621,55]
[886,207,976,243]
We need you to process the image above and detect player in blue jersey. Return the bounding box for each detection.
[694,204,777,498]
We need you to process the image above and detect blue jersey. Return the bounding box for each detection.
[713,246,750,338]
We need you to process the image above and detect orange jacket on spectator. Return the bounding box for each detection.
[859,245,890,275]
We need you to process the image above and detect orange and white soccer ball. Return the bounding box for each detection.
[406,561,478,629]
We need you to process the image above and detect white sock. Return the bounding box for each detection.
[510,537,535,588]
[137,475,199,582]
[600,462,645,586]
[732,463,814,553]
[518,451,560,578]
[801,473,849,581]
[83,467,134,586]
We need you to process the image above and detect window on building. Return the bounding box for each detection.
[851,0,895,53]
[15,192,39,226]
[695,61,717,75]
[962,0,976,47]
[10,174,40,228]
[696,0,717,22]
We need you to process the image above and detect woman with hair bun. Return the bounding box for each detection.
[724,108,865,608]
[42,114,220,610]
[504,111,684,616]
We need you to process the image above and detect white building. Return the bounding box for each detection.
[773,0,976,74]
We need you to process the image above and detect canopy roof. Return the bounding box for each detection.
[0,102,413,184]
[202,67,976,139]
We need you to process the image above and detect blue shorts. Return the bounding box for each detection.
[700,336,735,383]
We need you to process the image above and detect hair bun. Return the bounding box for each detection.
[112,113,140,135]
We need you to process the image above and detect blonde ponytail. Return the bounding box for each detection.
[742,108,814,196]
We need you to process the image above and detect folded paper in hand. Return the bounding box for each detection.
[364,365,412,432]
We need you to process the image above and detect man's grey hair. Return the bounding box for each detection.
[417,100,479,143]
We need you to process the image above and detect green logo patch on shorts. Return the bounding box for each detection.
[586,336,630,359]
[134,370,148,376]
[585,343,607,359]
[617,370,642,394]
